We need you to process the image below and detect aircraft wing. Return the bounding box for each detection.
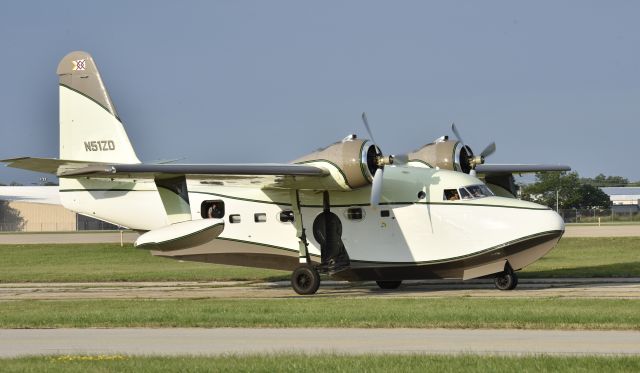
[475,164,571,175]
[2,157,340,189]
[58,163,328,177]
[63,162,337,190]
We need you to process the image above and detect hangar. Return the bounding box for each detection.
[0,186,118,232]
[601,187,640,214]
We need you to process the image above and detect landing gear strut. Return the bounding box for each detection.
[494,266,518,291]
[291,265,320,295]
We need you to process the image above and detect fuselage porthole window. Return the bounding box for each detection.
[254,213,267,223]
[229,214,241,224]
[201,200,225,219]
[345,207,365,221]
[278,210,295,223]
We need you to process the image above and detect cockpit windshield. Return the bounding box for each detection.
[443,184,494,201]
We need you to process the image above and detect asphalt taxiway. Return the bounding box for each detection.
[1,278,639,300]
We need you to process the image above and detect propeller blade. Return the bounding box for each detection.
[361,112,377,144]
[371,168,384,207]
[451,122,464,146]
[391,154,409,165]
[480,142,496,158]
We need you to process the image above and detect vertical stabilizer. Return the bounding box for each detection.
[57,51,140,164]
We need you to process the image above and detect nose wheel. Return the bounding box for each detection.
[291,265,321,295]
[494,268,518,290]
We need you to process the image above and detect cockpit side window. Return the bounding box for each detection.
[443,184,494,202]
[443,189,460,201]
[459,188,473,200]
[466,185,494,198]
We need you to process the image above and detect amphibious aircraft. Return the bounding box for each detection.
[2,51,570,295]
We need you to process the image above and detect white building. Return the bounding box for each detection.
[601,187,640,213]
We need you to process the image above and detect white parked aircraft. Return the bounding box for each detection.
[3,51,570,294]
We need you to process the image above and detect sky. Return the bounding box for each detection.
[0,1,638,185]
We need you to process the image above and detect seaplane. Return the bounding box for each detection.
[2,51,570,295]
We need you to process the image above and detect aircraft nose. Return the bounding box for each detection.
[547,209,565,234]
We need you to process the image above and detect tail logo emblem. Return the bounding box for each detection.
[72,59,86,71]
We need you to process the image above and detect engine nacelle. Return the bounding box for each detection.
[293,137,381,190]
[407,138,473,174]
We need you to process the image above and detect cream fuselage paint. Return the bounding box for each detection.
[58,166,564,279]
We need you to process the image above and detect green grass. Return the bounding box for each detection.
[0,243,287,282]
[521,237,640,278]
[1,298,639,329]
[2,355,640,373]
[0,237,637,283]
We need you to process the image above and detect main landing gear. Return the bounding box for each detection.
[376,280,402,289]
[494,266,519,291]
[291,265,321,295]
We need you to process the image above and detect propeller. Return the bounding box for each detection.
[361,112,377,145]
[361,112,408,208]
[450,123,496,176]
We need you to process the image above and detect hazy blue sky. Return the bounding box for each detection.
[1,1,638,184]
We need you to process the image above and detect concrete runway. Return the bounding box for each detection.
[1,328,639,357]
[2,278,639,300]
[564,224,640,237]
[0,231,139,244]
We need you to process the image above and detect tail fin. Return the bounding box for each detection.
[57,51,140,164]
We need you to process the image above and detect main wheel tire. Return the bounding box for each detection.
[376,280,402,290]
[494,271,518,290]
[291,265,321,295]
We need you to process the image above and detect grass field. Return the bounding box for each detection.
[520,237,640,277]
[2,355,640,373]
[1,298,638,329]
[0,237,638,282]
[0,243,288,282]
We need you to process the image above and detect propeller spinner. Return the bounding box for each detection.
[451,123,496,176]
[361,112,408,207]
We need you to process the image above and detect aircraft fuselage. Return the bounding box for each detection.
[59,166,564,281]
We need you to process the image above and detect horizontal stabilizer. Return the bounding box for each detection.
[1,157,101,174]
[475,164,571,174]
[135,219,225,251]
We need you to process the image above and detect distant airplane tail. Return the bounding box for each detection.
[57,51,140,164]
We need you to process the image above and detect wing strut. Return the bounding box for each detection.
[289,189,310,264]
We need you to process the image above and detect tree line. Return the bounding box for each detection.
[520,172,639,210]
